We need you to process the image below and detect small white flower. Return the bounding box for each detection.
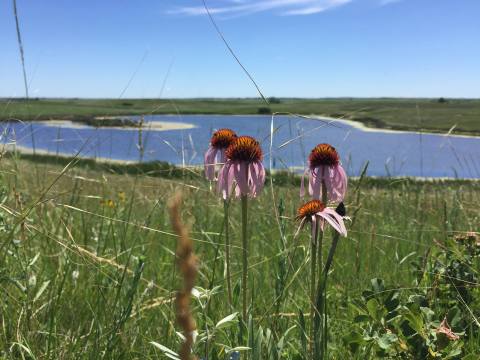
[28,274,37,287]
[72,270,80,281]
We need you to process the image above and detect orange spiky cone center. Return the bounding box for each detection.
[225,136,263,162]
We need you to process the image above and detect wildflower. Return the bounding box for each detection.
[436,317,459,341]
[118,191,126,202]
[301,143,347,202]
[101,199,115,208]
[217,136,265,199]
[204,128,237,181]
[72,270,80,281]
[295,199,347,237]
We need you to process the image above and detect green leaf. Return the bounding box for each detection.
[399,251,416,265]
[404,310,425,338]
[149,342,180,360]
[377,333,398,350]
[228,346,250,352]
[354,314,370,323]
[33,280,50,303]
[344,331,365,345]
[215,312,238,329]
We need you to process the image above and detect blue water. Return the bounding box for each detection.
[2,115,479,178]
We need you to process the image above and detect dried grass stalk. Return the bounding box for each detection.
[169,193,198,360]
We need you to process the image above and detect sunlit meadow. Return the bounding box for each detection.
[0,137,479,358]
[2,1,480,358]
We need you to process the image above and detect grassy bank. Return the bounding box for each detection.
[2,97,480,135]
[0,154,479,358]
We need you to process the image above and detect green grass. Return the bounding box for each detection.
[0,154,479,358]
[2,97,480,135]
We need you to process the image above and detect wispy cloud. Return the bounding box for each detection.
[169,0,352,17]
[379,0,402,5]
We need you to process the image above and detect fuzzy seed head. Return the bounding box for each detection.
[210,128,237,149]
[296,200,326,221]
[309,143,339,168]
[225,136,263,162]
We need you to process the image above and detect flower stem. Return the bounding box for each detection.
[318,180,328,280]
[312,179,329,358]
[224,200,233,307]
[241,195,249,321]
[309,217,318,357]
[314,231,341,358]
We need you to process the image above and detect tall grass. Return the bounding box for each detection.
[0,154,478,358]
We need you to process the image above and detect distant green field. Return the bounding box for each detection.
[1,97,480,135]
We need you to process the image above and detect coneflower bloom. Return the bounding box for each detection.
[295,200,347,238]
[301,143,347,202]
[204,128,237,181]
[217,136,265,199]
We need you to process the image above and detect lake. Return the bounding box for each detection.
[2,115,479,178]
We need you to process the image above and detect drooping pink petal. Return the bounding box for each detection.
[319,217,325,232]
[309,166,323,199]
[324,164,347,202]
[217,162,235,200]
[217,162,228,198]
[308,164,348,202]
[335,164,348,199]
[234,161,249,197]
[311,215,318,243]
[316,208,347,237]
[219,150,226,165]
[249,161,265,198]
[204,146,218,181]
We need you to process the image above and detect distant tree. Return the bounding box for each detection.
[257,107,272,114]
[438,97,448,103]
[268,97,281,104]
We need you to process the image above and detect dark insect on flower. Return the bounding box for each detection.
[295,200,347,237]
[335,202,346,217]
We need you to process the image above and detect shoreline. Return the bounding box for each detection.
[312,116,480,139]
[137,113,480,139]
[37,119,196,132]
[2,144,479,182]
[41,114,479,139]
[1,143,138,165]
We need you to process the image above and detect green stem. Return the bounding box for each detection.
[224,200,233,307]
[318,180,328,281]
[241,195,249,321]
[313,179,329,358]
[320,180,328,357]
[309,218,318,358]
[314,231,341,358]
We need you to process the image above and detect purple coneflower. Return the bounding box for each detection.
[301,143,347,202]
[204,128,237,181]
[295,199,347,238]
[295,200,347,357]
[217,135,265,320]
[217,136,265,199]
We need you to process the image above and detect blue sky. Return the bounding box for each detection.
[1,0,479,98]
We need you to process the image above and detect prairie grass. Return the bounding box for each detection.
[0,154,479,358]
